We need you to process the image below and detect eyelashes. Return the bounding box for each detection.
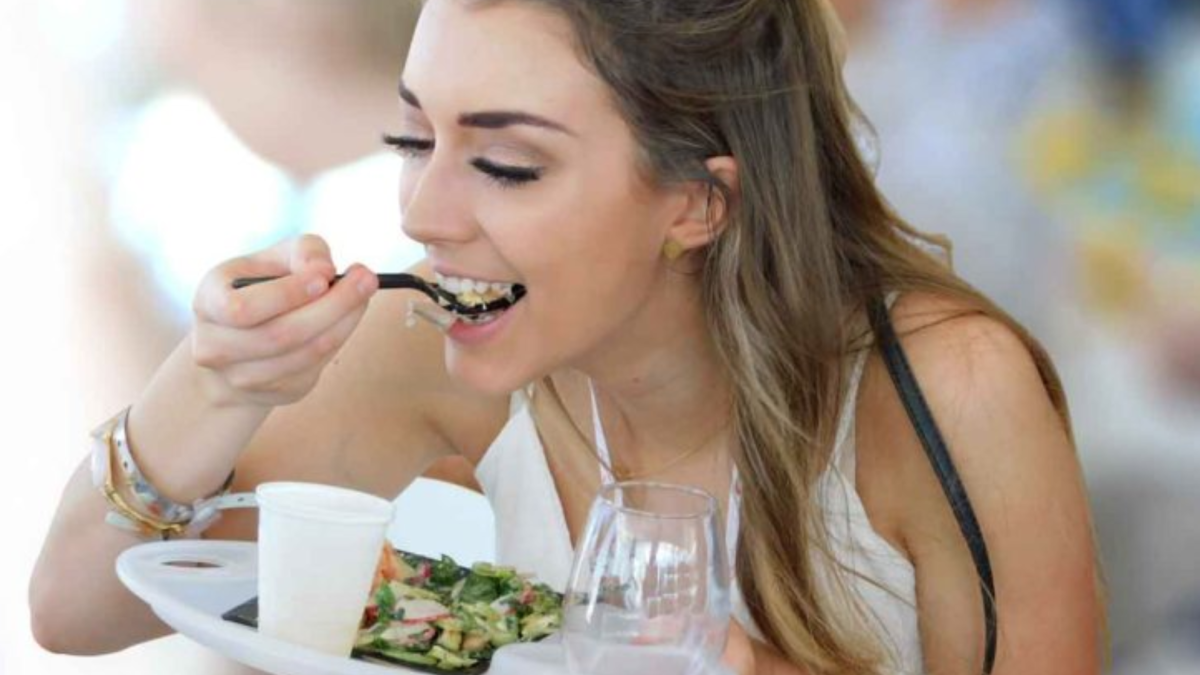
[381,133,544,188]
[381,133,432,156]
[470,158,543,188]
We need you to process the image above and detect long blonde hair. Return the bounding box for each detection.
[497,0,1079,671]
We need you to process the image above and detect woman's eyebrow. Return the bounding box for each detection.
[399,81,423,109]
[399,81,577,137]
[458,110,576,136]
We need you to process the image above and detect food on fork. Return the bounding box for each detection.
[432,275,519,305]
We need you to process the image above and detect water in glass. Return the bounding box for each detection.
[563,481,731,675]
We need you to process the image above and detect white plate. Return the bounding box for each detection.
[116,540,417,675]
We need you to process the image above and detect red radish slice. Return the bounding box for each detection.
[395,598,451,624]
[380,622,436,645]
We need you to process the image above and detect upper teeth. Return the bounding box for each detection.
[434,273,515,296]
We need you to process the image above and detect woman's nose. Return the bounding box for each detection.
[400,161,475,246]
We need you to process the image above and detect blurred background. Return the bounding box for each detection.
[0,0,1197,673]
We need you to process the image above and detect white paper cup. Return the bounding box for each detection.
[256,482,394,656]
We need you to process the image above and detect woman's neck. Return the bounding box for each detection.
[573,270,733,474]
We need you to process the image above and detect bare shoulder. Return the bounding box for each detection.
[886,292,1052,406]
[857,291,1075,540]
[857,292,1064,482]
[855,291,1101,673]
[879,292,1078,515]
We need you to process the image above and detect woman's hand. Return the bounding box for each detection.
[190,234,379,407]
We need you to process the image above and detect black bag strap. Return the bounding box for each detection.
[867,296,998,674]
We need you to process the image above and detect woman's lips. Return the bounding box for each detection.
[446,298,521,345]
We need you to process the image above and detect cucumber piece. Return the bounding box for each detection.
[390,580,443,602]
[370,647,439,667]
[436,629,463,653]
[428,645,477,669]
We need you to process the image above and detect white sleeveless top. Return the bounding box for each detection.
[475,349,924,674]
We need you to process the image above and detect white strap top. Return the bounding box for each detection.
[475,344,924,673]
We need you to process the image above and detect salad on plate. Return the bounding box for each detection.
[222,546,562,673]
[357,547,562,671]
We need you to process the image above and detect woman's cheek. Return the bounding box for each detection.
[398,167,417,213]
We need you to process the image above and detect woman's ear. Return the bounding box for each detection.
[664,156,740,256]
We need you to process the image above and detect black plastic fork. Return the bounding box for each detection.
[231,273,525,317]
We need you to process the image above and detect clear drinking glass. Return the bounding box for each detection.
[563,481,731,675]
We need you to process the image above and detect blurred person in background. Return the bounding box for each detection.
[2,1,283,673]
[1023,0,1200,395]
[828,0,1077,342]
[108,0,423,328]
[91,0,479,490]
[1038,0,1200,396]
[75,0,426,391]
[1020,0,1200,670]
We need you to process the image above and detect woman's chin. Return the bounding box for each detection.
[444,350,537,397]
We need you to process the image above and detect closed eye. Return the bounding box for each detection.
[382,133,432,157]
[383,133,544,189]
[471,158,543,188]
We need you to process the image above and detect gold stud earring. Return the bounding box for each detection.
[663,239,685,261]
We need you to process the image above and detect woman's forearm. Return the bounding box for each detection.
[32,238,390,655]
[30,338,269,654]
[30,461,176,654]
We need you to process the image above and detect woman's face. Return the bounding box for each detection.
[398,0,692,393]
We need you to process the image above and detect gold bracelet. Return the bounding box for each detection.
[100,421,185,539]
[90,407,255,539]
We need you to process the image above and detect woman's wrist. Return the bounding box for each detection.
[186,332,276,411]
[124,340,271,504]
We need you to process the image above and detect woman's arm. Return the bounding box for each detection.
[858,298,1103,675]
[30,236,507,654]
[723,295,1101,675]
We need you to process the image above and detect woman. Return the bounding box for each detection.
[31,0,1103,673]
